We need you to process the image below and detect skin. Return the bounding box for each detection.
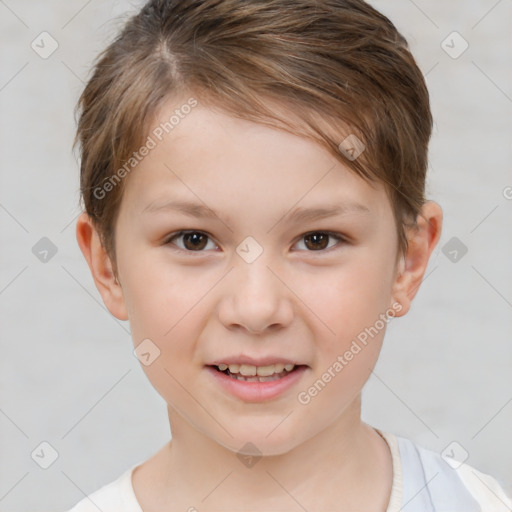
[77,95,442,511]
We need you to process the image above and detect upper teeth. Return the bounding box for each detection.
[218,363,295,376]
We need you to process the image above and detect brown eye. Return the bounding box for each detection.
[304,233,329,250]
[166,231,216,252]
[183,232,208,250]
[295,231,344,252]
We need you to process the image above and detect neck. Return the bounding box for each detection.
[144,395,392,510]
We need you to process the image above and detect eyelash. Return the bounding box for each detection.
[164,230,348,254]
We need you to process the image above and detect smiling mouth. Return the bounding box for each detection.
[209,363,306,382]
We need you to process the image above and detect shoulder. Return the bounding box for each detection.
[64,465,142,512]
[389,432,512,512]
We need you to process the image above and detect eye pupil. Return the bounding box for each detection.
[184,232,207,250]
[304,233,329,250]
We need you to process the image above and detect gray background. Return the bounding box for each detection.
[0,1,511,510]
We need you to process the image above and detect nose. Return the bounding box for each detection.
[217,256,294,334]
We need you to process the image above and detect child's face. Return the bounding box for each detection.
[99,96,406,454]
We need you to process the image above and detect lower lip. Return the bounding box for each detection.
[205,365,308,402]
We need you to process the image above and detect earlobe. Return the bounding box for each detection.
[391,201,443,316]
[75,212,129,321]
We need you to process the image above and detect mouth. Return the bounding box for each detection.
[208,363,307,382]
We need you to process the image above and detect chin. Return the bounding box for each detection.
[215,427,301,458]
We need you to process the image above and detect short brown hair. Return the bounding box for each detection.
[74,0,432,274]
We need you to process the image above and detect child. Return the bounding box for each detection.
[67,0,511,510]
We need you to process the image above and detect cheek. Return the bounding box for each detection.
[123,263,210,406]
[292,255,394,337]
[293,262,391,412]
[118,250,202,340]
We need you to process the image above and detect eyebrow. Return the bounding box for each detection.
[141,199,371,224]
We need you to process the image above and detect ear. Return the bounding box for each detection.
[391,201,443,316]
[75,212,128,321]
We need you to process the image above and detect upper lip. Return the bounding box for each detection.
[208,355,306,367]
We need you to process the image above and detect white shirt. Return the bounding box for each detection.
[65,430,512,511]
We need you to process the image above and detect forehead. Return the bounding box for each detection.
[118,96,389,225]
